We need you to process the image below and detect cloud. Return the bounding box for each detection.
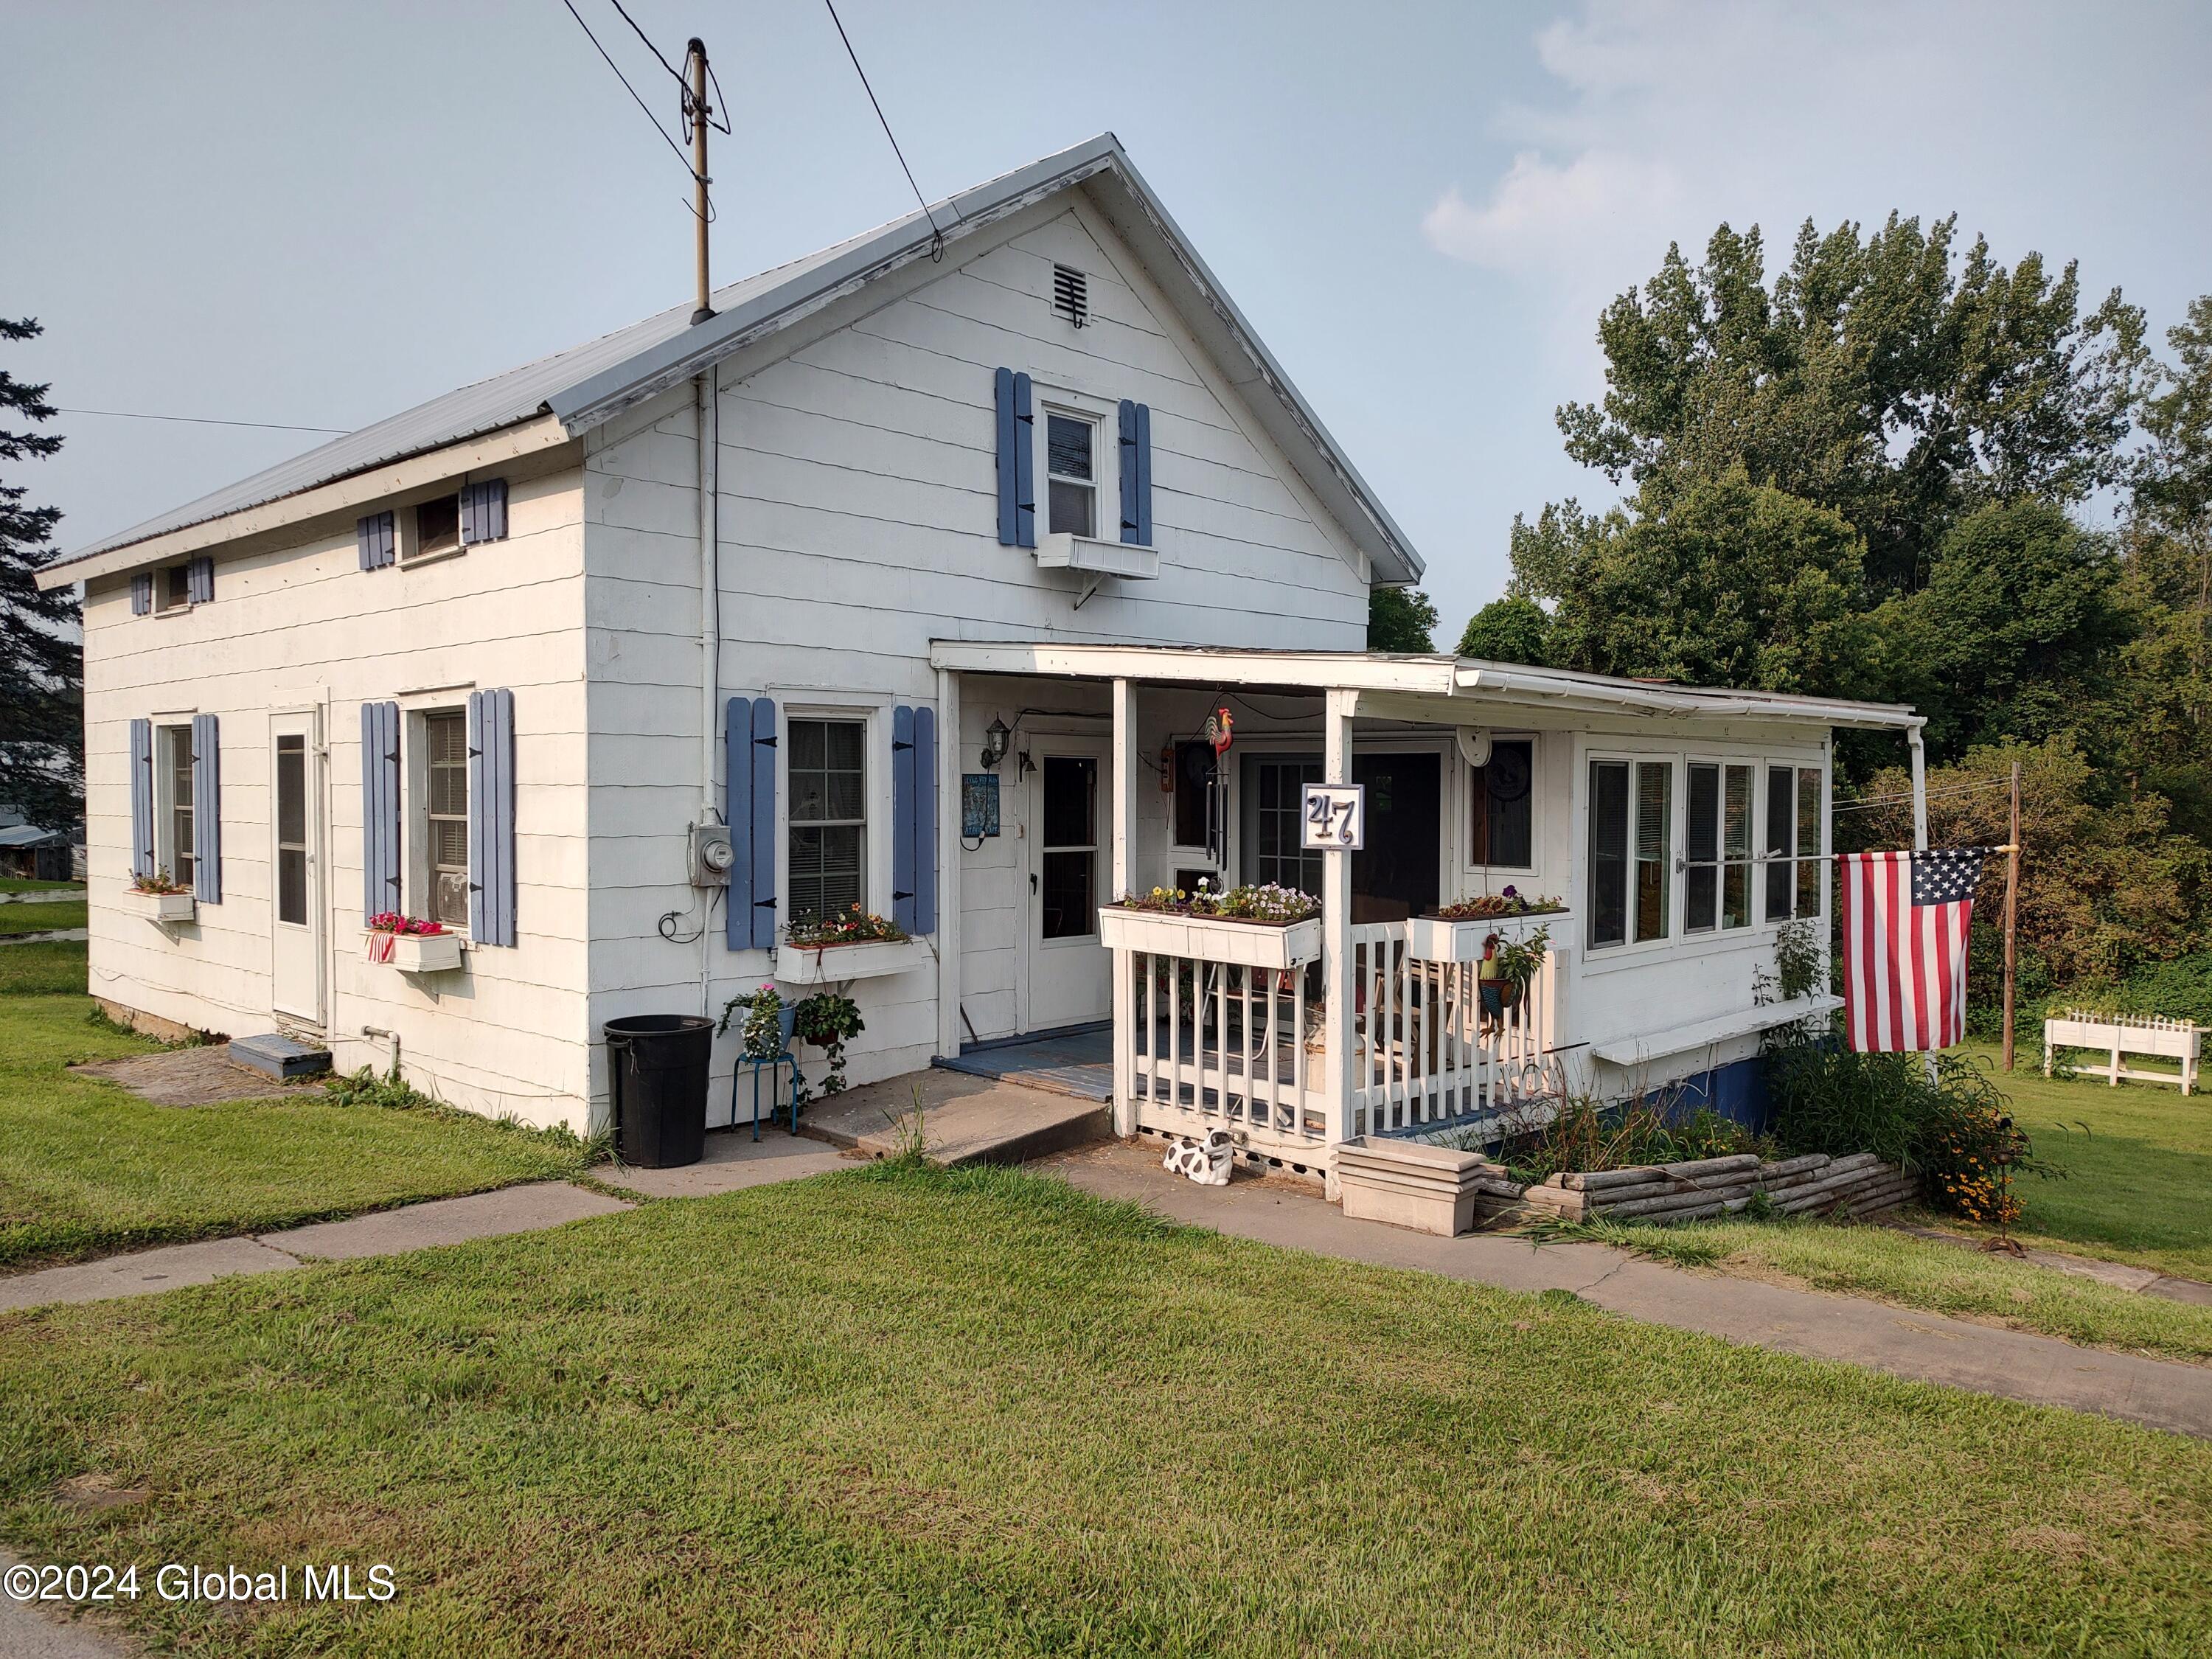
[1422,149,1680,276]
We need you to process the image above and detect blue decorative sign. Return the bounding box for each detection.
[961,773,1001,838]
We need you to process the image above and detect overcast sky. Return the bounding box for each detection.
[7,0,2208,640]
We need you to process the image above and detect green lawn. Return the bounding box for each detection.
[0,899,86,934]
[1991,1043,2212,1281]
[1,1163,2206,1658]
[0,877,82,895]
[1544,1042,2212,1363]
[0,944,593,1270]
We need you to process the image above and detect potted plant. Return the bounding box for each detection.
[774,905,927,984]
[1407,886,1565,961]
[1478,922,1552,1025]
[1099,881,1322,970]
[124,869,195,923]
[364,911,465,973]
[792,990,865,1099]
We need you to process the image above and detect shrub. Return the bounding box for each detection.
[1487,1092,1761,1182]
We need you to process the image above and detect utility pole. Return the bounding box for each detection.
[687,38,714,324]
[2002,759,2022,1071]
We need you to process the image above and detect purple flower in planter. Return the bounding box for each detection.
[1501,885,1518,900]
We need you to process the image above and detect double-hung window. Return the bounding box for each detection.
[1045,411,1097,538]
[159,725,195,886]
[411,495,462,561]
[423,710,470,927]
[1588,758,1673,950]
[1764,765,1824,922]
[1470,738,1534,868]
[788,717,866,925]
[1684,762,1755,933]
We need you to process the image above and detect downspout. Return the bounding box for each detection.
[1906,720,1928,852]
[698,369,720,1018]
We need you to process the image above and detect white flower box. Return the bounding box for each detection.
[1099,907,1322,970]
[364,930,465,973]
[125,888,196,924]
[1405,908,1564,963]
[776,935,931,985]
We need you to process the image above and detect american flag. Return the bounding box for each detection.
[1839,849,1990,1052]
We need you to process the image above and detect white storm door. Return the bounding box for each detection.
[1025,745,1111,1032]
[270,710,326,1026]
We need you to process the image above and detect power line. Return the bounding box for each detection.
[821,0,945,259]
[555,0,695,175]
[605,0,728,133]
[55,406,347,436]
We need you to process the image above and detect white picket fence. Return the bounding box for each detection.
[1121,918,1567,1161]
[2044,1009,2199,1095]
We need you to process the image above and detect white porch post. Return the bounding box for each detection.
[1110,677,1138,1137]
[936,667,964,1062]
[1907,720,1929,852]
[1322,686,1357,1194]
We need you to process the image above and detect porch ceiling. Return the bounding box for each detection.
[928,641,1921,732]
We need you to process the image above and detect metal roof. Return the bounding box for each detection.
[50,136,1423,585]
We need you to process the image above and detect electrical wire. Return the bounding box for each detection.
[821,0,946,260]
[56,406,347,435]
[605,0,731,133]
[556,0,696,175]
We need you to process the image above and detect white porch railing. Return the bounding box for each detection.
[1349,920,1565,1137]
[1119,918,1567,1159]
[1125,951,1329,1161]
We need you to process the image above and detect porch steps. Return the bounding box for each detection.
[226,1033,332,1081]
[800,1070,1110,1167]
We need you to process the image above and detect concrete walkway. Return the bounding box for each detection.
[1042,1140,2212,1440]
[802,1067,1109,1165]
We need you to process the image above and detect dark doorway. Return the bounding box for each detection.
[1352,753,1440,922]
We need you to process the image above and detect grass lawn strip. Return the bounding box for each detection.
[0,945,591,1271]
[0,900,86,935]
[0,879,82,896]
[1,1161,2207,1658]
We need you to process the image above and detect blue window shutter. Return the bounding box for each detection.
[1118,400,1139,543]
[467,688,516,946]
[462,479,509,546]
[131,574,153,615]
[725,696,752,950]
[128,718,154,877]
[190,714,221,903]
[357,511,394,570]
[891,705,917,933]
[1013,372,1036,548]
[1135,403,1152,546]
[361,701,400,923]
[912,705,937,935]
[186,556,214,605]
[749,697,777,948]
[995,369,1018,546]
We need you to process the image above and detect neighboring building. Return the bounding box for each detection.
[38,136,1925,1161]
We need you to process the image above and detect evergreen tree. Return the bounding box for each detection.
[0,317,80,830]
[1367,585,1439,653]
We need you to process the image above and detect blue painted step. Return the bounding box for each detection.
[227,1034,331,1080]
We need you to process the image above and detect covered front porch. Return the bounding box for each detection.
[926,642,1926,1188]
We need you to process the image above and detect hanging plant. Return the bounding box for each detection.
[719,984,787,1062]
[793,990,865,1096]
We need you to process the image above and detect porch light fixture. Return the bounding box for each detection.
[980,716,1012,772]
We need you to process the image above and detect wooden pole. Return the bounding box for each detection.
[2002,759,2021,1071]
[688,39,714,324]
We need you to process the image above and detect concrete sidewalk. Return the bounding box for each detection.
[1043,1141,2212,1441]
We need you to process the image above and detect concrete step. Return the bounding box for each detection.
[799,1068,1111,1167]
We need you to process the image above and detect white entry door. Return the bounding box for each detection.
[270,709,325,1027]
[1023,744,1112,1032]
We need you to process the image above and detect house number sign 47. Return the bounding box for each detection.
[1301,783,1365,850]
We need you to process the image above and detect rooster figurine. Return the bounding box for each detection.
[1205,707,1234,758]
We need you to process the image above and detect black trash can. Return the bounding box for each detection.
[605,1015,714,1168]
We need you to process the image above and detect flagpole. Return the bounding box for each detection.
[2002,759,2021,1071]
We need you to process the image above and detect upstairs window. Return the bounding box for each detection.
[412,495,462,560]
[1764,765,1824,922]
[1469,739,1534,868]
[788,717,866,926]
[1046,412,1096,538]
[159,564,192,611]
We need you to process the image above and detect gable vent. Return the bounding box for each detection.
[1052,264,1088,329]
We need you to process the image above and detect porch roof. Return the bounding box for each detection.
[928,642,1921,732]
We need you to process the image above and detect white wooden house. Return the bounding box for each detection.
[41,136,1929,1170]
